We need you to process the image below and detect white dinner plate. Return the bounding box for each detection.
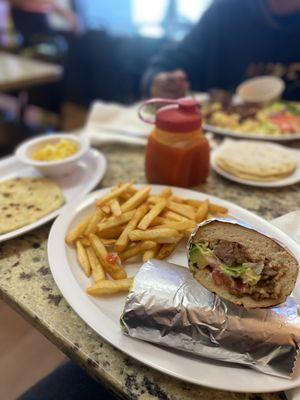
[0,148,106,242]
[48,185,300,393]
[192,92,300,142]
[203,123,300,142]
[211,141,300,188]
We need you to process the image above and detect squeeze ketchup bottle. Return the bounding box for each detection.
[139,98,210,188]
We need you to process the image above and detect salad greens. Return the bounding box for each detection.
[189,243,263,286]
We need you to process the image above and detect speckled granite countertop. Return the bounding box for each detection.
[0,144,299,400]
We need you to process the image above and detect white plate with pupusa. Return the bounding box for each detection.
[211,139,300,187]
[48,184,300,393]
[0,148,106,242]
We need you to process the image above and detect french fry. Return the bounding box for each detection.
[161,211,188,222]
[96,181,134,207]
[121,186,151,212]
[206,212,215,219]
[114,204,149,253]
[101,259,127,280]
[185,199,203,208]
[80,237,91,247]
[120,241,157,262]
[138,199,167,230]
[87,278,133,296]
[117,182,137,195]
[101,238,117,245]
[98,210,135,231]
[86,246,105,282]
[195,199,209,223]
[159,188,172,198]
[209,203,228,214]
[85,209,104,235]
[89,233,107,258]
[152,220,196,231]
[89,234,126,280]
[142,243,159,262]
[101,205,111,215]
[127,186,138,195]
[129,228,181,244]
[169,195,184,203]
[119,185,138,201]
[166,201,195,220]
[65,215,92,245]
[110,199,122,217]
[76,240,91,277]
[216,212,229,218]
[183,228,194,237]
[119,192,131,201]
[157,234,183,259]
[98,226,124,239]
[147,196,160,204]
[150,216,169,226]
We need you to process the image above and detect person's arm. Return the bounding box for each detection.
[51,1,84,34]
[141,1,224,98]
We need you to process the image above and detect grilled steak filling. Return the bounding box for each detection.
[189,239,287,300]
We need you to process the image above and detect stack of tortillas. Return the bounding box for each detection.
[0,177,64,234]
[215,140,297,181]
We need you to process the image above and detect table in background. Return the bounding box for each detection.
[0,144,299,400]
[0,52,62,92]
[0,52,63,155]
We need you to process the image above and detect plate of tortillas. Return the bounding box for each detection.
[0,148,106,242]
[211,139,300,187]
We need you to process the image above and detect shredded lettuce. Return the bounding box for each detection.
[189,243,217,268]
[219,262,262,285]
[218,263,245,278]
[189,243,263,286]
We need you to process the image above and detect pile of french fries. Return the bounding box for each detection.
[65,180,228,297]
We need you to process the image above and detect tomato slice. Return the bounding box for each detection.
[212,269,224,286]
[106,253,118,264]
[270,112,300,133]
[234,279,249,294]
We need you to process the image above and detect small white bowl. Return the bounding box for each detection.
[236,76,285,104]
[15,133,90,177]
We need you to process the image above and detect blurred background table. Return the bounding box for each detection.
[0,143,298,400]
[0,51,62,91]
[0,52,63,157]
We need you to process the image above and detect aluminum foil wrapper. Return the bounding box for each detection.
[121,259,300,379]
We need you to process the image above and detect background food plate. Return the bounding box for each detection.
[48,185,300,393]
[0,148,106,242]
[211,143,300,188]
[203,123,300,142]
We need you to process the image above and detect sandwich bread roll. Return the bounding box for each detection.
[188,219,299,308]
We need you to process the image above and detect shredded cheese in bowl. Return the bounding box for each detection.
[32,139,79,161]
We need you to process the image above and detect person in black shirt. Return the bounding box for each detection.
[142,0,300,100]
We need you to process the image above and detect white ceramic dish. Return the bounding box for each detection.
[15,133,90,177]
[0,148,106,243]
[211,141,300,188]
[48,185,300,393]
[236,76,285,104]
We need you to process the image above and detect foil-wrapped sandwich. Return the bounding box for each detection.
[121,259,300,378]
[121,219,300,378]
[188,218,299,308]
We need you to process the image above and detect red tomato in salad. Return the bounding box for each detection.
[270,112,300,133]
